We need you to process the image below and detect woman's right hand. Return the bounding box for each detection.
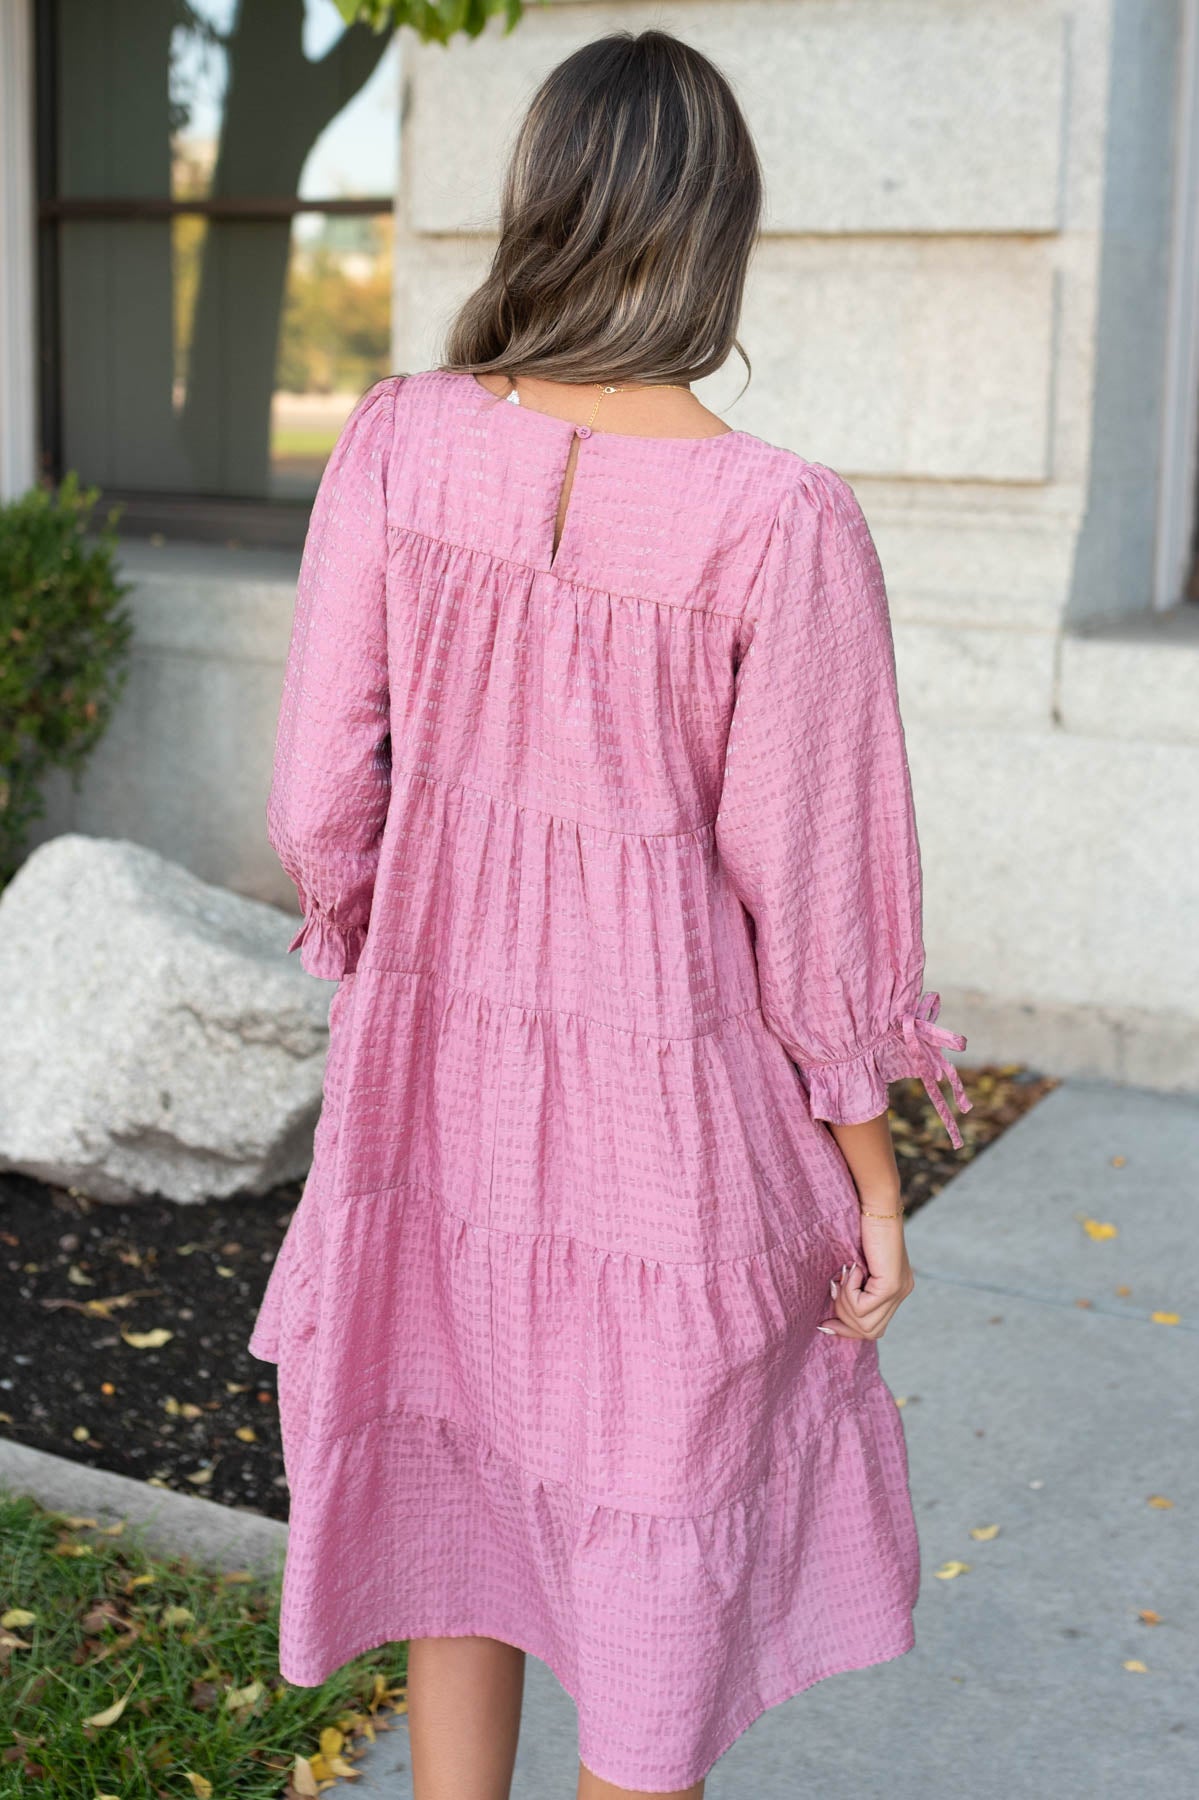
[817,1212,915,1342]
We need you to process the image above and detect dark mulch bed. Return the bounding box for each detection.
[0,1061,1058,1525]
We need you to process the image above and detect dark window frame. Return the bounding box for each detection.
[33,0,395,549]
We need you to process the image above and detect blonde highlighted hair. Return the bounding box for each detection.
[441,28,763,388]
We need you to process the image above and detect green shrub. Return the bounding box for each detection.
[0,474,134,885]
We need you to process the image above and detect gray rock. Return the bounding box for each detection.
[0,834,329,1203]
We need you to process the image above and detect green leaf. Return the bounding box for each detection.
[333,0,523,41]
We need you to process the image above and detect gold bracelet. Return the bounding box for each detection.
[859,1206,905,1220]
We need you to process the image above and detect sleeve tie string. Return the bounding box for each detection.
[900,990,972,1150]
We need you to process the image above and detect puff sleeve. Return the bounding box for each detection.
[267,376,402,980]
[714,460,971,1148]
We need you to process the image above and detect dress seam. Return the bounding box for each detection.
[794,1020,903,1068]
[386,519,758,625]
[349,961,765,1043]
[388,763,718,842]
[326,1169,851,1268]
[290,1390,880,1516]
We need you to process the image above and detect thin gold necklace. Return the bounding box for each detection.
[582,381,690,431]
[504,376,690,431]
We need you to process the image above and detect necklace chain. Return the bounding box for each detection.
[585,381,689,430]
[501,376,690,432]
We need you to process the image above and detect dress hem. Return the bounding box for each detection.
[276,1615,917,1792]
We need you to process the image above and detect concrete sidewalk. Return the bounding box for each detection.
[350,1079,1197,1798]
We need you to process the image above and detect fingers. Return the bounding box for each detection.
[818,1260,912,1341]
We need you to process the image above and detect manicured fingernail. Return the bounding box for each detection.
[830,1279,839,1298]
[816,1325,836,1335]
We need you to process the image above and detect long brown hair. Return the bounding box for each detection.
[440,28,762,389]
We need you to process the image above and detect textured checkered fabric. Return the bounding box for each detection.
[249,368,969,1792]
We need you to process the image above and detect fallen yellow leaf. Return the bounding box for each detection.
[98,1521,125,1537]
[292,1754,320,1797]
[81,1290,148,1318]
[0,1631,31,1651]
[58,1514,98,1529]
[1081,1218,1118,1241]
[185,1468,214,1486]
[1123,1659,1148,1673]
[225,1677,264,1711]
[1147,1495,1174,1509]
[1138,1609,1161,1626]
[1110,1155,1126,1168]
[327,1755,360,1777]
[969,1524,1001,1541]
[933,1560,971,1580]
[235,1426,257,1443]
[121,1328,174,1349]
[219,1570,253,1584]
[309,1754,333,1780]
[126,1573,155,1589]
[72,1425,90,1442]
[84,1666,142,1728]
[1,1608,36,1628]
[67,1263,95,1286]
[1115,1284,1132,1297]
[1150,1312,1180,1326]
[185,1775,213,1799]
[320,1725,345,1757]
[160,1605,194,1628]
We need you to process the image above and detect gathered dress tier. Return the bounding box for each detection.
[248,366,971,1793]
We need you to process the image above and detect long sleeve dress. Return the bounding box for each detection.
[248,366,971,1793]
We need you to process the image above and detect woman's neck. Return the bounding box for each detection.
[473,370,734,440]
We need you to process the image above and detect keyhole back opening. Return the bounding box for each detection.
[550,429,585,569]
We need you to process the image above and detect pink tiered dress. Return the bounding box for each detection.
[248,366,970,1792]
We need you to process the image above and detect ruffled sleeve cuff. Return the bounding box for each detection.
[797,990,973,1149]
[285,909,367,982]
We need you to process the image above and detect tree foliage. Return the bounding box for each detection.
[333,0,526,45]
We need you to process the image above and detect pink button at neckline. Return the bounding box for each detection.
[575,424,592,438]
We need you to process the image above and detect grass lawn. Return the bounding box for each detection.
[0,1489,407,1797]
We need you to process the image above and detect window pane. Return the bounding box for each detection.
[59,0,397,202]
[61,212,392,499]
[273,214,394,497]
[52,0,397,507]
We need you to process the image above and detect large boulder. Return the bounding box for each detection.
[0,834,330,1203]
